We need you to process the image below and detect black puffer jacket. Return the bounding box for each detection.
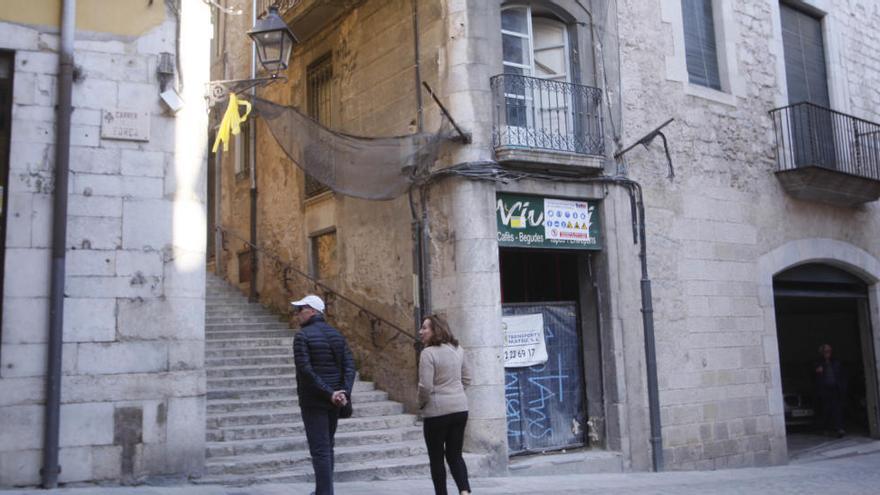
[293,314,356,409]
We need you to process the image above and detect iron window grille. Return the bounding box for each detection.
[304,54,332,198]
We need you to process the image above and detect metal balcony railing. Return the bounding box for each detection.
[491,73,604,156]
[770,102,880,181]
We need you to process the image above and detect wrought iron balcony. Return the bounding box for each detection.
[770,102,880,206]
[491,74,604,168]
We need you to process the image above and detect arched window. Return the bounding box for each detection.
[501,6,570,82]
[499,5,595,154]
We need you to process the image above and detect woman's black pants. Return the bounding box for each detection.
[423,411,470,495]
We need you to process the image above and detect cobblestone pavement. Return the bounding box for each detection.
[3,446,879,495]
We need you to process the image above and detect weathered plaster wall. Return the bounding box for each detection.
[618,0,880,470]
[0,0,209,486]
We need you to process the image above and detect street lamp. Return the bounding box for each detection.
[248,6,297,73]
[206,5,298,107]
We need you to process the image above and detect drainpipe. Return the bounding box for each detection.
[248,0,258,303]
[410,0,427,339]
[634,186,664,472]
[42,0,75,488]
[412,0,431,318]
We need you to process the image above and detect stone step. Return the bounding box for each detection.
[196,452,488,486]
[208,376,375,390]
[205,311,278,320]
[206,365,297,379]
[207,414,418,441]
[206,321,291,330]
[206,330,292,340]
[205,314,287,327]
[204,440,427,475]
[206,302,268,311]
[205,308,275,317]
[207,386,297,401]
[206,401,406,427]
[206,391,390,414]
[207,294,257,300]
[205,346,291,358]
[204,426,424,458]
[204,274,437,487]
[207,381,374,401]
[205,337,294,349]
[206,355,295,367]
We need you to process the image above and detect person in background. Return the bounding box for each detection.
[292,295,355,495]
[418,314,473,495]
[814,343,846,437]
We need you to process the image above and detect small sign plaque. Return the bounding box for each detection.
[101,109,150,141]
[502,313,548,368]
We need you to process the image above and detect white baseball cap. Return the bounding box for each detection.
[290,294,325,313]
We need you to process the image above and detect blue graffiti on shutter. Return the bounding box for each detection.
[503,302,585,455]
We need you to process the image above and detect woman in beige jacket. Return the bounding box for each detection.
[418,314,473,495]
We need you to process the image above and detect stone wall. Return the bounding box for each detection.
[0,0,209,486]
[618,0,880,469]
[213,0,880,473]
[214,0,444,411]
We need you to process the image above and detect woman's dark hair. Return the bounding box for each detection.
[423,314,459,347]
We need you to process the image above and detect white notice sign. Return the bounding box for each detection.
[544,197,595,244]
[101,109,150,141]
[502,313,548,368]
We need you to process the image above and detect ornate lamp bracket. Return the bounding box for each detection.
[205,74,286,108]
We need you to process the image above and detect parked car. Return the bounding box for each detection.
[784,392,815,426]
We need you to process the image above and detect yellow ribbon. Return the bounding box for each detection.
[212,92,252,153]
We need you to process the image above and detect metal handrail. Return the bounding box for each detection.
[769,101,880,181]
[491,73,604,156]
[215,225,419,343]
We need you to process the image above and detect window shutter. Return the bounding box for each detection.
[532,18,568,81]
[682,0,722,90]
[781,4,829,106]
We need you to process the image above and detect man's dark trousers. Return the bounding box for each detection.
[301,406,339,495]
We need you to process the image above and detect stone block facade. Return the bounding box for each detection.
[0,0,209,486]
[209,0,880,476]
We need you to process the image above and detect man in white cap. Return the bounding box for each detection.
[291,294,355,495]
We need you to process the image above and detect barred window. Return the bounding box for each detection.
[305,54,332,198]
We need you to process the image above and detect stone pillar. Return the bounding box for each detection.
[428,0,509,472]
[433,179,507,471]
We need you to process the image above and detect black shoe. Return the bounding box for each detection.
[837,429,846,438]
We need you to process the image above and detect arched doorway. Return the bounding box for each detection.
[773,263,879,455]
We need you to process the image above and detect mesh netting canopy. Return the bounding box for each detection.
[253,97,445,200]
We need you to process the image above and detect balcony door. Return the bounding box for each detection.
[501,7,577,152]
[781,4,835,169]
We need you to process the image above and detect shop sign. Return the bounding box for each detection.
[496,193,600,250]
[502,313,548,368]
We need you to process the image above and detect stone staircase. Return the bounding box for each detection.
[199,274,484,485]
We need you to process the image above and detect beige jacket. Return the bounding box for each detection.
[418,343,472,418]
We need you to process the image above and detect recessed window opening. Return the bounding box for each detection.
[309,229,338,280]
[305,54,332,199]
[682,0,722,90]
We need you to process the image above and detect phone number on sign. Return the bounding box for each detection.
[505,348,537,361]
